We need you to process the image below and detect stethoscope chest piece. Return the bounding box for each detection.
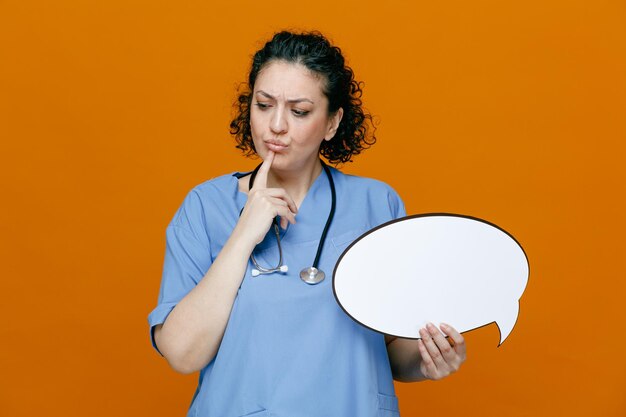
[300,267,325,285]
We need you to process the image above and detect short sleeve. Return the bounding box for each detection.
[147,191,213,355]
[387,186,407,220]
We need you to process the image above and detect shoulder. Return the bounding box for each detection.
[330,168,406,219]
[168,172,242,234]
[331,168,402,199]
[191,172,242,197]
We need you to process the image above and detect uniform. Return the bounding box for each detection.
[148,167,406,417]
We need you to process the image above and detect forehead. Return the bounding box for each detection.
[254,60,327,100]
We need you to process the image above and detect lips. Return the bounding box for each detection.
[264,140,288,152]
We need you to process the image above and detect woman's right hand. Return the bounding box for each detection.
[236,151,298,245]
[154,152,298,374]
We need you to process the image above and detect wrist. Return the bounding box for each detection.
[228,223,258,255]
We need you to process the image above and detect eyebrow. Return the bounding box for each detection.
[256,90,314,104]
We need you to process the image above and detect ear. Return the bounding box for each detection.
[324,108,344,141]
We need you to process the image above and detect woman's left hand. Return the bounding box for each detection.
[417,322,466,380]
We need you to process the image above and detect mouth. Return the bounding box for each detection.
[264,140,288,152]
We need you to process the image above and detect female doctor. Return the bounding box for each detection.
[148,31,466,417]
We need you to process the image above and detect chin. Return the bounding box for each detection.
[269,154,293,167]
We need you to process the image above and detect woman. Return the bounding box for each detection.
[148,31,466,417]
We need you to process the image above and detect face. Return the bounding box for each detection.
[250,60,343,172]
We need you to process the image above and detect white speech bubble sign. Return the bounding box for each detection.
[333,214,529,345]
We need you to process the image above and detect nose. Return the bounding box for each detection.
[270,107,288,135]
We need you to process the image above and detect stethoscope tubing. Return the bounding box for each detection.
[243,160,336,281]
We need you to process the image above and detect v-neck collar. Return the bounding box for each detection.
[231,166,335,247]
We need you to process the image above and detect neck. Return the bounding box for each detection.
[268,159,323,207]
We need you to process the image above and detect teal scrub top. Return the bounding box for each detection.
[148,167,406,417]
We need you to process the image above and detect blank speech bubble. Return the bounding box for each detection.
[333,214,529,345]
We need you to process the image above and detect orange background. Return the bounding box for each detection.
[1,1,625,416]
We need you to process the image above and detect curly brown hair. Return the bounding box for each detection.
[229,31,376,165]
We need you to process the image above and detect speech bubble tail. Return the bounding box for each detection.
[494,301,520,346]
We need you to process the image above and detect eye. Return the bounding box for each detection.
[292,109,310,117]
[254,102,270,110]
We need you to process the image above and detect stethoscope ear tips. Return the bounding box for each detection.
[251,269,261,277]
[279,265,289,273]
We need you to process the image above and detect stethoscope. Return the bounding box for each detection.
[242,160,336,285]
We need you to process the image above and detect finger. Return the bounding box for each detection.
[267,196,288,208]
[253,151,274,189]
[266,197,297,224]
[265,188,298,214]
[427,323,456,363]
[243,192,296,228]
[274,206,296,226]
[419,327,446,369]
[441,323,466,359]
[417,339,437,379]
